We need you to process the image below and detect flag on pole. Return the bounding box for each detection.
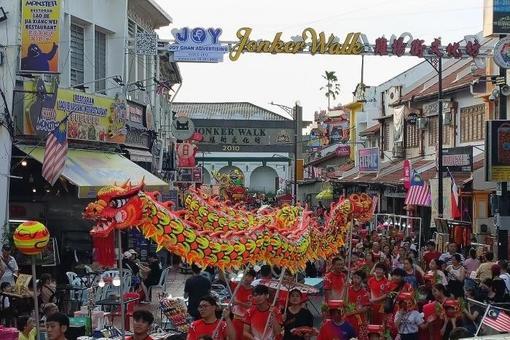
[42,122,67,186]
[482,307,510,332]
[448,168,461,219]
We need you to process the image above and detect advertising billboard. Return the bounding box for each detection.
[20,0,61,73]
[486,120,510,181]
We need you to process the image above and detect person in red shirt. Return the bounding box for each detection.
[317,300,357,340]
[187,295,236,340]
[422,241,441,271]
[324,257,346,301]
[126,310,154,340]
[244,284,283,340]
[231,269,256,340]
[367,263,388,325]
[344,270,370,340]
[385,268,414,338]
[370,242,385,264]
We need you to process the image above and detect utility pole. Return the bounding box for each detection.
[293,103,301,204]
[498,34,509,260]
[438,57,444,216]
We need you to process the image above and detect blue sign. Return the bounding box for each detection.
[168,27,228,63]
[410,169,424,186]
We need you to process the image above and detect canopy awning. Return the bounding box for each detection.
[17,146,168,199]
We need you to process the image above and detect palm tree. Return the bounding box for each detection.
[320,71,341,110]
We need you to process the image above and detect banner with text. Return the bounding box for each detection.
[20,0,61,73]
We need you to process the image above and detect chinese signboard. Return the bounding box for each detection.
[442,146,473,173]
[484,0,510,36]
[335,145,350,157]
[168,27,228,63]
[228,28,483,61]
[20,0,61,73]
[127,101,146,125]
[196,126,293,152]
[358,147,379,173]
[22,80,127,143]
[486,120,510,181]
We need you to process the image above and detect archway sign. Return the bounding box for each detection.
[161,27,492,63]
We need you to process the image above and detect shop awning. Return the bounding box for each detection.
[126,148,153,163]
[16,146,168,199]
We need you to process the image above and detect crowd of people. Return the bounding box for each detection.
[179,224,510,340]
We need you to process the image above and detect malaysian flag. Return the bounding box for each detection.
[483,307,510,332]
[405,170,431,206]
[42,122,68,186]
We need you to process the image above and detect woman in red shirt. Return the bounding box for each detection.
[187,295,236,340]
[367,263,388,324]
[385,268,414,338]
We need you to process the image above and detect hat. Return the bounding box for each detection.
[128,249,137,254]
[327,300,344,310]
[123,251,132,259]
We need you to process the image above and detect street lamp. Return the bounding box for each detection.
[269,101,301,204]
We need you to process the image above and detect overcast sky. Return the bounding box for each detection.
[155,0,484,120]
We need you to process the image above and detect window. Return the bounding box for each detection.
[95,31,106,93]
[460,104,485,142]
[406,123,419,148]
[383,121,390,151]
[70,24,84,86]
[128,19,136,84]
[428,117,450,146]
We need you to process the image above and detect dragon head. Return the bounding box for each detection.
[84,180,145,237]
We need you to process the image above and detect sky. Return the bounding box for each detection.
[155,0,484,120]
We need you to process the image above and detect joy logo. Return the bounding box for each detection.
[173,27,223,45]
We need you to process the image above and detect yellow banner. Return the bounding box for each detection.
[20,0,61,73]
[23,80,128,144]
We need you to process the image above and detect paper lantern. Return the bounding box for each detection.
[13,221,49,255]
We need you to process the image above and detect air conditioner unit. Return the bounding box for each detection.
[473,218,495,235]
[416,117,428,130]
[387,86,401,105]
[443,111,453,125]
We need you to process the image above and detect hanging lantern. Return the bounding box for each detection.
[13,221,50,255]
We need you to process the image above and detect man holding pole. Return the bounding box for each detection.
[243,285,283,340]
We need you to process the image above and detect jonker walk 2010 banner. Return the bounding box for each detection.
[20,0,61,73]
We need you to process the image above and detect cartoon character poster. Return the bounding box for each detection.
[20,0,61,73]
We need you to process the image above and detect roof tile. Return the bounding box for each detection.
[171,102,291,121]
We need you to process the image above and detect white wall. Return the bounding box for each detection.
[250,166,278,193]
[0,0,21,241]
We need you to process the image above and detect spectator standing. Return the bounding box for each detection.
[422,241,441,271]
[446,254,466,298]
[282,289,314,340]
[463,249,480,277]
[324,257,346,301]
[439,243,464,267]
[402,258,424,289]
[17,315,36,340]
[498,260,510,293]
[475,252,496,282]
[0,244,18,285]
[37,273,57,307]
[394,297,425,340]
[185,264,212,320]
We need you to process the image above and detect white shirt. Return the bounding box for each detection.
[395,310,424,334]
[500,273,510,293]
[0,256,18,285]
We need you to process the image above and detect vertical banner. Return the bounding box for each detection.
[20,0,61,73]
[393,105,405,143]
[403,160,411,190]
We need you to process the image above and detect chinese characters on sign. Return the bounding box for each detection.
[442,146,473,173]
[196,127,292,146]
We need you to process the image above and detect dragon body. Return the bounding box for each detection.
[84,182,373,272]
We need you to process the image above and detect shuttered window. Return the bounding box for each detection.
[460,104,485,142]
[406,123,419,148]
[128,19,136,84]
[383,121,390,151]
[70,24,84,86]
[95,31,106,93]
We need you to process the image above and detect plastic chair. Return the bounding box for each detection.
[147,267,170,301]
[108,292,140,330]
